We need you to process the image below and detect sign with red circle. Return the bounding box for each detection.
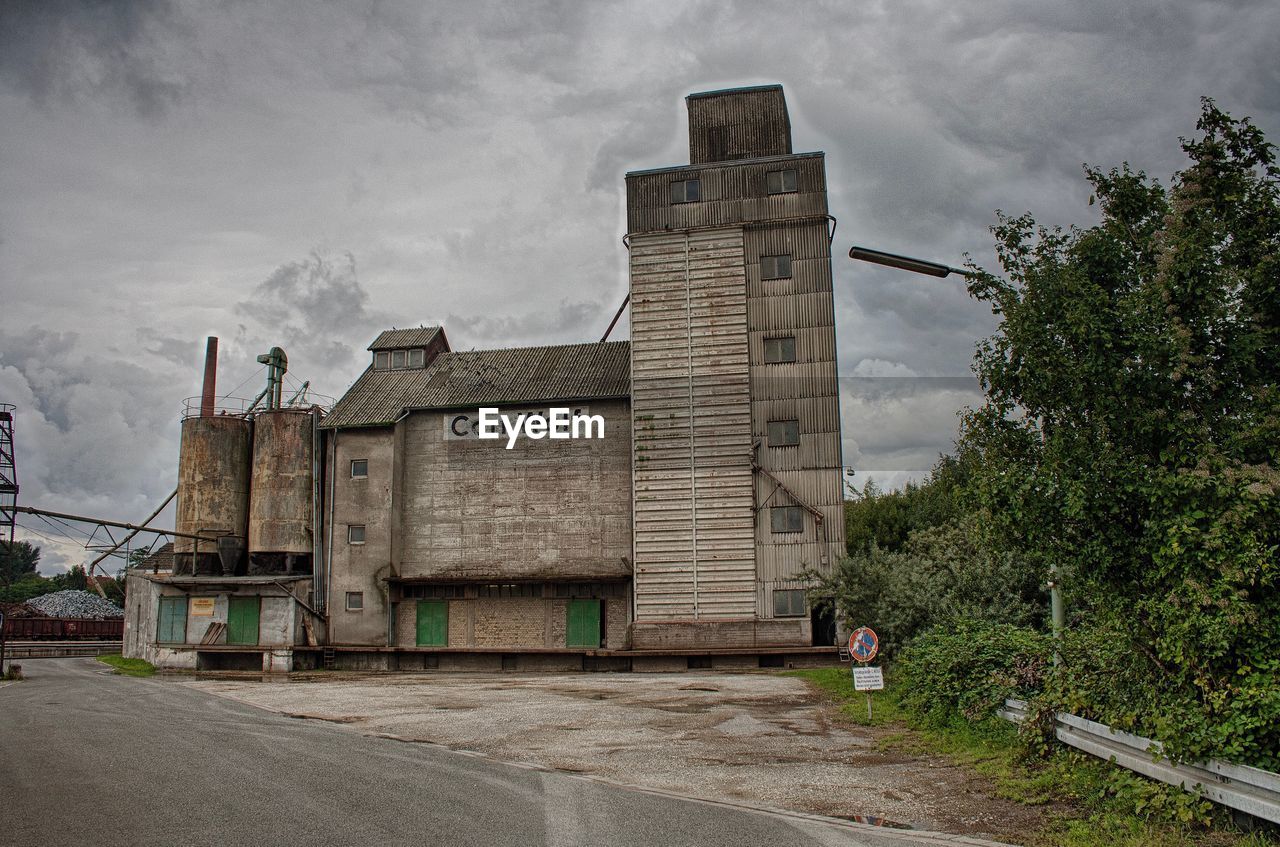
[848,626,879,663]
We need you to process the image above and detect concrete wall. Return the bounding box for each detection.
[630,617,809,650]
[326,427,397,645]
[396,401,632,581]
[392,595,629,650]
[122,572,311,669]
[123,571,159,660]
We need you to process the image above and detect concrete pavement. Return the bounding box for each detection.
[0,659,1012,847]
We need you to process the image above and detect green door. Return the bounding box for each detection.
[227,597,260,645]
[416,600,448,647]
[157,597,187,644]
[566,599,601,648]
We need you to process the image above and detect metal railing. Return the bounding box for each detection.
[1001,698,1280,824]
[3,641,123,659]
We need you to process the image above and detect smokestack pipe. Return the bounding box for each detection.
[200,336,218,417]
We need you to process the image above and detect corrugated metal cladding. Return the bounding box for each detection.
[630,229,757,620]
[746,208,845,617]
[687,85,792,164]
[626,84,846,636]
[367,326,445,351]
[626,154,827,234]
[322,341,631,429]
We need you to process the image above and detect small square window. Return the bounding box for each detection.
[350,459,368,478]
[763,337,796,364]
[670,178,701,204]
[391,350,407,369]
[771,506,804,533]
[767,169,798,194]
[374,351,390,370]
[768,419,800,446]
[345,591,364,611]
[348,525,366,544]
[773,589,807,617]
[761,254,792,280]
[408,349,425,368]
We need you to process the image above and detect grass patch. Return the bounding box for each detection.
[97,654,156,677]
[787,666,905,726]
[785,667,1275,847]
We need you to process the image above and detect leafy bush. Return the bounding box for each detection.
[1033,612,1280,772]
[894,619,1053,726]
[820,517,1047,657]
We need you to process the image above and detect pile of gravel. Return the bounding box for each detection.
[26,590,124,620]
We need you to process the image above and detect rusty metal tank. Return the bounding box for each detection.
[247,408,315,572]
[174,415,252,575]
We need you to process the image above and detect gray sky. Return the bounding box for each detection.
[3,0,1277,574]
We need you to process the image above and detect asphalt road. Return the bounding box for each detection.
[0,659,983,847]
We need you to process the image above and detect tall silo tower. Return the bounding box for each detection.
[626,85,845,649]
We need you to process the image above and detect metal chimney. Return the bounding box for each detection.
[200,336,219,417]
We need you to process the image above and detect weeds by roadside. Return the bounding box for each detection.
[786,667,1276,847]
[97,654,156,677]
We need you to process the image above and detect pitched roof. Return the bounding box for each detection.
[322,340,631,429]
[132,542,175,572]
[367,327,445,351]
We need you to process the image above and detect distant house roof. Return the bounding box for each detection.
[368,327,446,351]
[133,542,175,572]
[322,340,631,429]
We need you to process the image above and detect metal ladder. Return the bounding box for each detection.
[322,646,335,670]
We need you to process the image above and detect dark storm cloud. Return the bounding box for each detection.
[0,327,178,514]
[446,300,610,350]
[0,0,191,117]
[138,331,198,368]
[234,251,387,372]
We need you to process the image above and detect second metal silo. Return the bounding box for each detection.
[247,407,315,574]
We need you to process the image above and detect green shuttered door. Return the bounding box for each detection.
[157,597,187,644]
[416,601,448,647]
[566,600,601,648]
[227,597,260,645]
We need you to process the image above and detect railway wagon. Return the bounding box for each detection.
[1,616,124,641]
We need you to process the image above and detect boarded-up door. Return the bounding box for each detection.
[566,600,601,648]
[227,597,260,645]
[157,596,187,644]
[416,601,448,647]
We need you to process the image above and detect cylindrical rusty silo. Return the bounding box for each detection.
[174,416,252,575]
[247,408,314,574]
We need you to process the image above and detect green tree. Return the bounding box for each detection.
[961,100,1280,767]
[1,540,41,587]
[126,546,151,568]
[52,565,89,592]
[844,454,973,555]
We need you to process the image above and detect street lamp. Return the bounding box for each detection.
[847,245,976,279]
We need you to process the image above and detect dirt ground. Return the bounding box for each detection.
[185,671,1052,843]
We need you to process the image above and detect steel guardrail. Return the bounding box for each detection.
[1001,698,1280,824]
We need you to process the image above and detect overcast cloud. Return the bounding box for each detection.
[2,0,1277,573]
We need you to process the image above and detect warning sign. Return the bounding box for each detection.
[190,597,215,617]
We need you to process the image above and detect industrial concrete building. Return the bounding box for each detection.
[125,84,846,672]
